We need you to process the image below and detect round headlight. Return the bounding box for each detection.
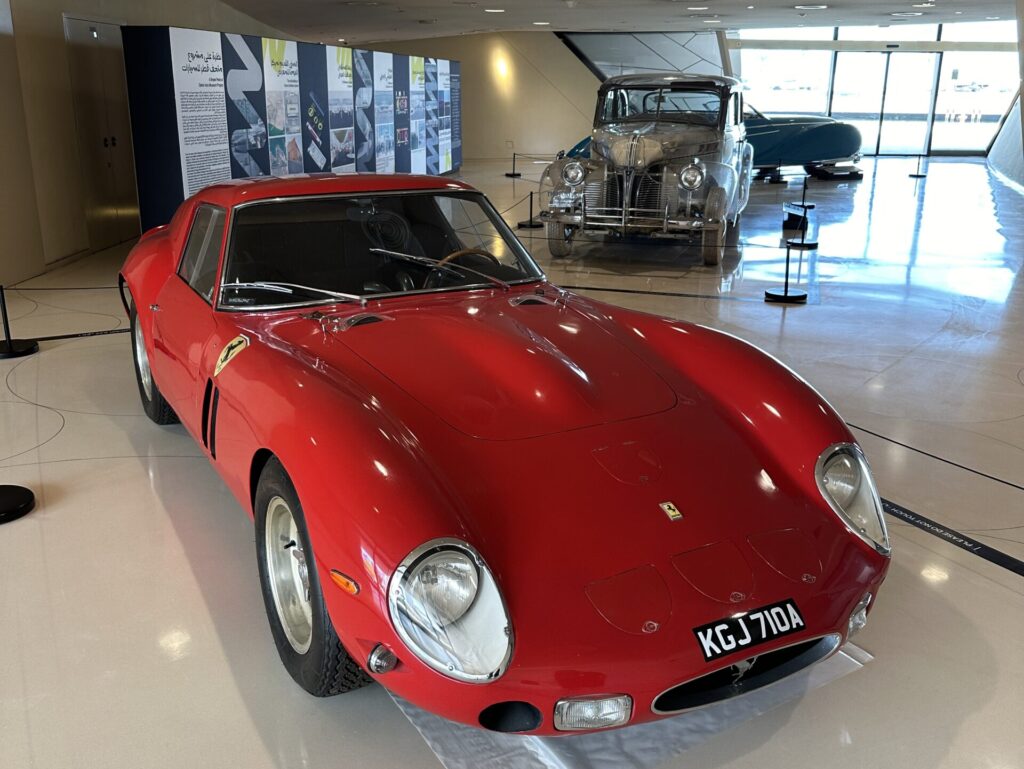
[679,164,705,191]
[561,162,586,186]
[404,550,478,627]
[389,539,513,682]
[816,444,890,555]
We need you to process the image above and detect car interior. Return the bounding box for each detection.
[220,193,531,306]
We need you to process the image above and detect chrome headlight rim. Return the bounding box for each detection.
[679,161,706,191]
[388,537,514,684]
[561,161,586,186]
[814,443,891,557]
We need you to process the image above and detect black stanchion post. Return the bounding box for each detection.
[764,246,808,304]
[0,285,40,359]
[505,152,522,179]
[517,191,543,229]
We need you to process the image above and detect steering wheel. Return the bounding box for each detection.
[423,248,502,289]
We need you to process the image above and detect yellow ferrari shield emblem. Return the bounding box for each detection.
[214,335,249,377]
[660,501,683,521]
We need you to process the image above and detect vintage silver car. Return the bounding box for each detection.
[540,73,754,265]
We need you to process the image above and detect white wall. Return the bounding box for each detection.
[383,32,600,160]
[0,0,45,286]
[4,0,284,282]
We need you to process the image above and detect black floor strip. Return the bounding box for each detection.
[882,499,1024,578]
[849,422,1024,494]
[34,328,130,342]
[558,284,764,303]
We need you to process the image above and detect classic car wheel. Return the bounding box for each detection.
[546,222,574,258]
[701,224,726,266]
[255,457,372,696]
[129,303,178,425]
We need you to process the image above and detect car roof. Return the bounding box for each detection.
[601,72,740,90]
[195,173,477,208]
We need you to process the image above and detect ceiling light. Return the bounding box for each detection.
[985,16,1000,19]
[890,11,923,15]
[703,19,721,23]
[337,38,345,42]
[687,5,709,9]
[532,21,550,24]
[912,2,935,6]
[484,8,505,11]
[794,4,828,9]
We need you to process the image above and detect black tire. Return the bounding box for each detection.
[546,221,574,258]
[254,457,372,696]
[129,303,178,425]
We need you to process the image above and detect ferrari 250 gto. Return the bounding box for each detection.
[121,173,889,735]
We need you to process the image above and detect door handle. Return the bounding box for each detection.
[150,304,161,312]
[103,137,109,148]
[111,136,117,147]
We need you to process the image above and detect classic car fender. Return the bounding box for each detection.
[208,321,478,664]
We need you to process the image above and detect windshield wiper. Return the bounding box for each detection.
[369,248,511,291]
[221,281,364,304]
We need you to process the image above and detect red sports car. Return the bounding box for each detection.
[120,174,889,735]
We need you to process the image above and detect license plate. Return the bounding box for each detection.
[693,599,805,662]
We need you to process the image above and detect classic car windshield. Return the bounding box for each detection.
[219,192,542,309]
[598,87,722,126]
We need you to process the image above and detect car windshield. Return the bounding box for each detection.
[219,192,543,310]
[598,87,723,126]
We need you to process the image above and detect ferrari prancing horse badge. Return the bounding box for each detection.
[660,501,683,521]
[215,335,249,377]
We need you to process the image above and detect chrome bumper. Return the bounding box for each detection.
[541,206,714,237]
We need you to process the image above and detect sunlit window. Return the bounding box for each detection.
[738,27,835,41]
[837,24,939,42]
[739,49,832,115]
[932,52,1021,152]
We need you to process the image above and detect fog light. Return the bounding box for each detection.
[367,644,398,674]
[553,695,632,731]
[848,592,872,638]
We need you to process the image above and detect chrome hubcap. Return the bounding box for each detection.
[265,496,313,654]
[134,318,153,401]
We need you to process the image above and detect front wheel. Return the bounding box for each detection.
[255,457,372,696]
[546,221,574,258]
[130,303,178,425]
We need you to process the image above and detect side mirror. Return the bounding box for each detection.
[556,150,566,160]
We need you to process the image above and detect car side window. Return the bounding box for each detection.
[178,204,226,303]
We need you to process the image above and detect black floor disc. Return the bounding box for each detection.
[0,485,36,524]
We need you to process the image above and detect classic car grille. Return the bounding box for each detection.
[651,634,841,714]
[582,169,671,228]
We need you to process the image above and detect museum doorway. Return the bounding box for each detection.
[64,17,141,252]
[831,51,940,157]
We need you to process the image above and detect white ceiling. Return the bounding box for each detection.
[222,0,1018,45]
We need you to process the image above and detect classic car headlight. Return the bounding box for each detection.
[679,163,705,191]
[388,538,513,682]
[561,162,586,186]
[815,444,890,555]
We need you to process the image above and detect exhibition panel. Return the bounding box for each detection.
[122,26,462,230]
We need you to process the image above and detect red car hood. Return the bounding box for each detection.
[326,295,678,440]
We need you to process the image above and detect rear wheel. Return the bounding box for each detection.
[130,303,178,425]
[255,457,372,696]
[546,221,574,258]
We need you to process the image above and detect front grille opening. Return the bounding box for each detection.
[479,701,543,733]
[653,634,841,714]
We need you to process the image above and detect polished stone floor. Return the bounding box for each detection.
[1,157,1022,769]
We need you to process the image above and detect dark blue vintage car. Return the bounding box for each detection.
[566,105,862,181]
